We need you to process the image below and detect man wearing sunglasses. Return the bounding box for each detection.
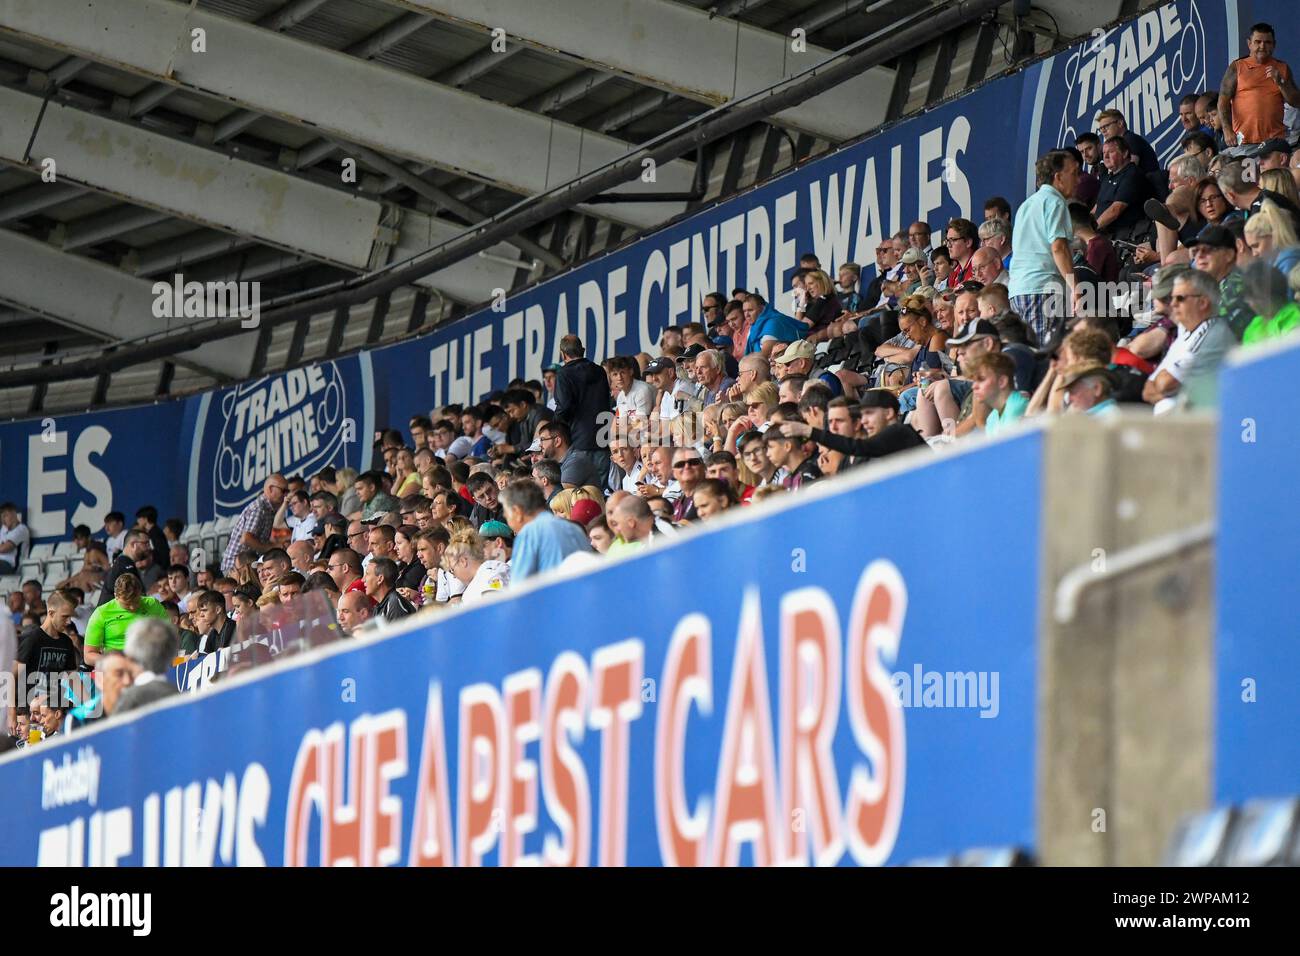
[221,473,288,573]
[1143,268,1234,413]
[670,448,706,522]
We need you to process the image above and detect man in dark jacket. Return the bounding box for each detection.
[97,529,150,608]
[134,506,171,570]
[783,390,929,466]
[115,617,181,715]
[552,335,613,488]
[364,558,414,623]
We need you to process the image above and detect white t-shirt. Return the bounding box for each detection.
[620,460,646,494]
[105,529,126,561]
[462,560,510,603]
[1152,318,1232,415]
[287,513,316,542]
[0,521,31,569]
[435,567,465,603]
[616,379,656,420]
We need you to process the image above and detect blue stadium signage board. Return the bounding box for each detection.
[0,432,1042,865]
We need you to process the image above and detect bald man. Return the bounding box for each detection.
[971,246,1010,287]
[336,590,373,636]
[287,539,315,574]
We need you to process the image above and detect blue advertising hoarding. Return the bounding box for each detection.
[0,430,1042,866]
[1214,338,1300,805]
[0,0,1281,539]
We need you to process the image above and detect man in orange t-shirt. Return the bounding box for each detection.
[1219,22,1300,146]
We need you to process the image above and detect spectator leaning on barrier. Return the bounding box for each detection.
[114,617,181,715]
[1219,22,1300,147]
[501,479,591,581]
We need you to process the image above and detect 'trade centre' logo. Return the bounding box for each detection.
[1050,1,1208,165]
[198,359,371,516]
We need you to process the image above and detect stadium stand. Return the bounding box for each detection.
[0,0,1297,871]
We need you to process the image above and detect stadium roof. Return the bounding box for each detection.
[0,0,1155,417]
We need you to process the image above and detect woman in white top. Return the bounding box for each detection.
[444,534,510,604]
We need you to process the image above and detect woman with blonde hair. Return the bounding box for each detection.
[391,448,422,498]
[549,486,604,519]
[1260,168,1300,209]
[795,269,844,343]
[334,467,360,518]
[741,381,779,429]
[442,531,509,604]
[1243,199,1300,278]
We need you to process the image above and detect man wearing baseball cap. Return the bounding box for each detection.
[772,340,843,398]
[478,520,515,564]
[1188,224,1253,338]
[910,318,1006,440]
[644,356,696,422]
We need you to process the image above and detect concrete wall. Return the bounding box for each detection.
[1036,411,1216,866]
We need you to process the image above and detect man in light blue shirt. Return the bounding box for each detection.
[501,480,591,581]
[968,351,1029,436]
[1009,150,1080,345]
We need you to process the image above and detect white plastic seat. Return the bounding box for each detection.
[29,542,55,562]
[53,541,80,557]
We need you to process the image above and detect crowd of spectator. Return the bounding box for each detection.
[3,20,1300,747]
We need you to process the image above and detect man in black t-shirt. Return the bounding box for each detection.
[187,589,237,657]
[9,589,80,733]
[1095,137,1154,239]
[135,506,171,570]
[98,529,151,608]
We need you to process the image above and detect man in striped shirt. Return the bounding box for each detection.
[221,473,288,573]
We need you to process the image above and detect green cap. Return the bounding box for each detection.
[479,520,514,541]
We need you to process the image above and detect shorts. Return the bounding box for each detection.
[946,378,973,407]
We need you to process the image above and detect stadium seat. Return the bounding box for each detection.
[41,558,68,581]
[0,575,19,596]
[17,559,42,582]
[28,542,55,562]
[52,541,80,557]
[41,569,65,592]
